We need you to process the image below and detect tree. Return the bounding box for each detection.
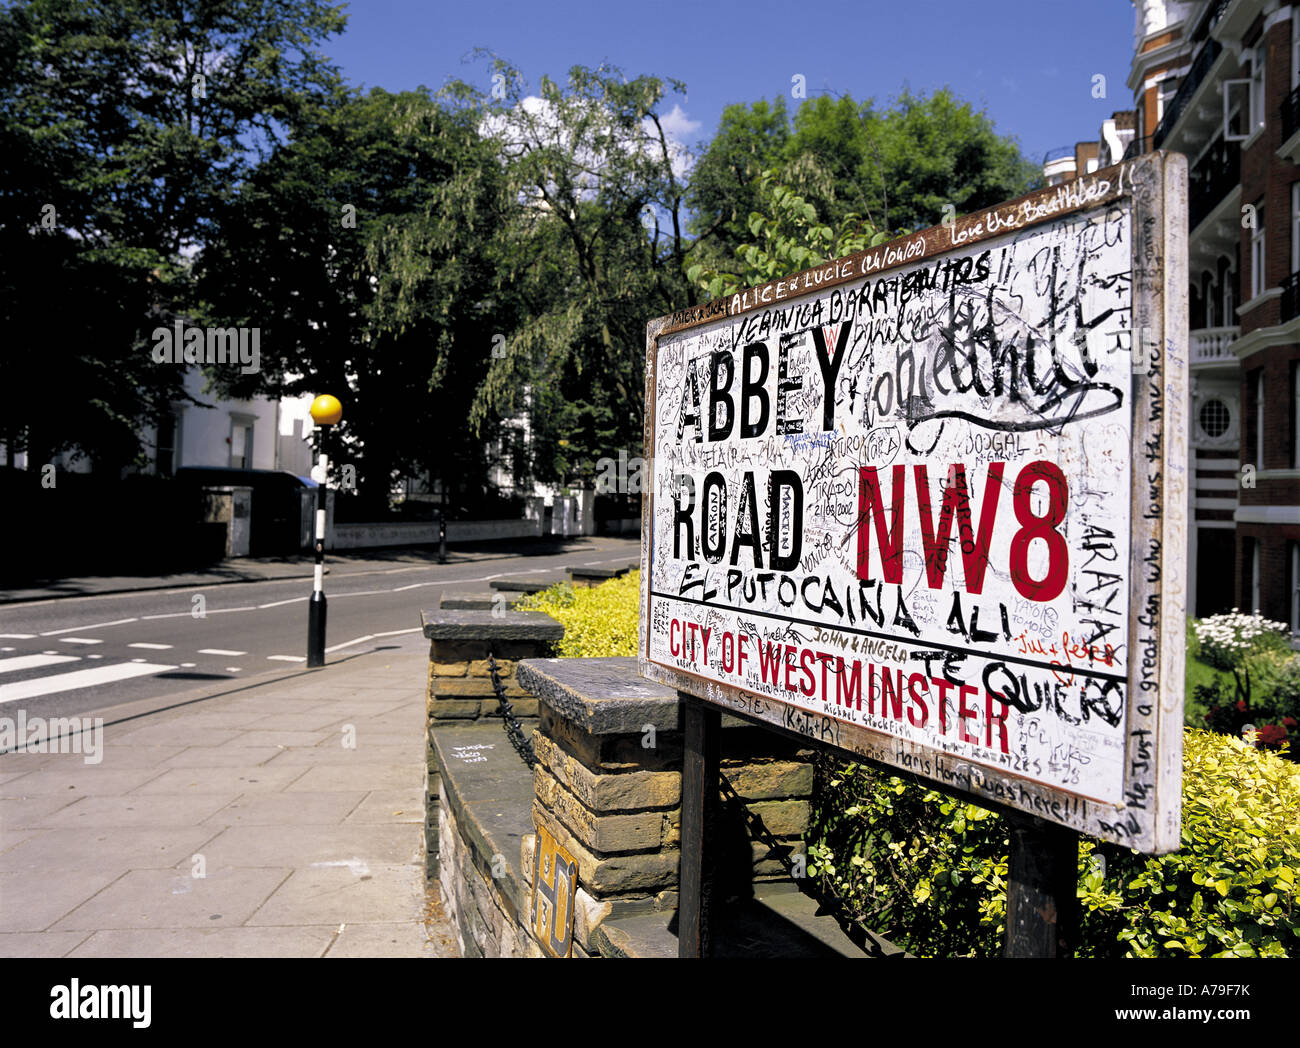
[463,59,695,487]
[196,85,513,517]
[0,0,345,472]
[687,168,888,299]
[687,87,1041,279]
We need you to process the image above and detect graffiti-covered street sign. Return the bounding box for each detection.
[639,152,1187,852]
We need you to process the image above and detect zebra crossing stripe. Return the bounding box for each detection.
[0,662,177,704]
[0,654,81,674]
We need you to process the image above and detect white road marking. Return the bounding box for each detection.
[267,655,306,663]
[0,662,177,704]
[226,667,242,672]
[198,649,247,656]
[257,597,307,609]
[39,618,137,636]
[180,662,196,668]
[0,647,12,652]
[0,634,35,639]
[324,626,423,654]
[128,642,173,650]
[0,654,81,674]
[58,637,103,645]
[87,654,103,660]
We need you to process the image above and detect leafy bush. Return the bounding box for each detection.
[810,730,1300,957]
[1190,613,1297,757]
[515,571,640,657]
[1192,610,1291,672]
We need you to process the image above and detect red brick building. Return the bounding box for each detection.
[1054,0,1300,630]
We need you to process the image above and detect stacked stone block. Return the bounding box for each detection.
[516,656,815,956]
[421,609,562,878]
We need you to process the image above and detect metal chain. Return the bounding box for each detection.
[487,651,538,769]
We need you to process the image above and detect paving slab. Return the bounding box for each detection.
[0,931,93,957]
[48,866,292,931]
[160,746,286,768]
[66,925,337,959]
[129,765,309,795]
[0,793,88,828]
[41,792,242,829]
[246,864,424,926]
[0,766,167,797]
[342,789,424,824]
[0,868,125,932]
[323,921,443,957]
[0,826,218,873]
[203,791,366,826]
[196,823,420,867]
[286,763,424,793]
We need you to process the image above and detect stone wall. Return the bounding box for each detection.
[422,617,824,957]
[422,609,562,879]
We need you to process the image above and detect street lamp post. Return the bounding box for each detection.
[307,394,342,667]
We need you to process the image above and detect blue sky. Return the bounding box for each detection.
[324,0,1138,171]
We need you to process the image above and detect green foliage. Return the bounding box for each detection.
[687,87,1040,286]
[516,571,640,658]
[460,58,693,485]
[810,731,1300,958]
[806,767,1010,957]
[1188,614,1298,754]
[0,0,345,471]
[686,168,887,299]
[197,85,510,514]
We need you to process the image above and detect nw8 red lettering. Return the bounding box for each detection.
[856,460,1070,602]
[664,618,1010,754]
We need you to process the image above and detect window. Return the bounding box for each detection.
[1251,208,1267,298]
[1294,361,1300,467]
[1225,78,1251,140]
[1292,542,1300,634]
[1257,369,1266,470]
[1252,42,1267,132]
[1293,183,1300,275]
[230,419,254,470]
[155,413,177,477]
[1252,541,1262,614]
[1200,398,1231,438]
[1295,9,1300,89]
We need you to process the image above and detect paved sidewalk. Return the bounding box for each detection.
[0,535,629,605]
[0,635,458,957]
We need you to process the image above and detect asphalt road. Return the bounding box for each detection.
[0,537,639,723]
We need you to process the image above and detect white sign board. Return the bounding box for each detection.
[640,153,1187,852]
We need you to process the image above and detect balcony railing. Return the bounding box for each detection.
[1191,326,1240,365]
[1283,272,1300,323]
[1189,136,1241,229]
[1152,37,1223,150]
[1284,84,1300,143]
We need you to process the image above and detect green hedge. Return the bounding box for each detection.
[526,576,1300,957]
[809,730,1299,957]
[515,571,640,657]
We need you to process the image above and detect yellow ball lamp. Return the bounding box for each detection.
[310,394,343,426]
